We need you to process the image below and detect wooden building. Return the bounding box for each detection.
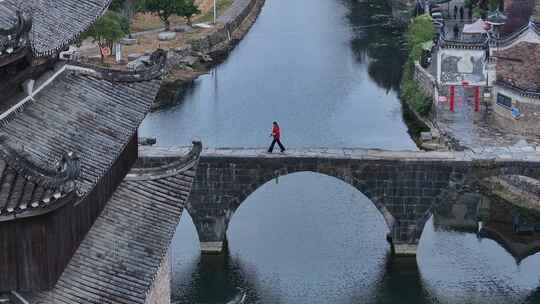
[0,0,112,101]
[0,0,201,302]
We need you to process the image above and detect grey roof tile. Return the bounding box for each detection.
[27,144,201,304]
[1,0,112,56]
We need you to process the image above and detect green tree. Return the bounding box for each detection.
[400,14,435,116]
[82,11,128,61]
[110,0,127,11]
[487,0,501,11]
[180,0,200,26]
[138,0,200,30]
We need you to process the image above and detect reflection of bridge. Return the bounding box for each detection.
[142,146,540,256]
[434,192,540,263]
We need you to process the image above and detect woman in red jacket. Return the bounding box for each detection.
[268,121,286,153]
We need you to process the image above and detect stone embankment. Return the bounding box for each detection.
[482,175,540,211]
[154,0,265,108]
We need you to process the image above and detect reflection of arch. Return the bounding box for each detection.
[479,227,540,264]
[430,186,540,264]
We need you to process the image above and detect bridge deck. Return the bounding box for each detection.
[140,146,540,162]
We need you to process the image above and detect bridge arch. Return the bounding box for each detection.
[194,170,396,252]
[181,147,540,256]
[186,155,415,255]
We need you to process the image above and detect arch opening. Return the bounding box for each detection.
[186,170,399,255]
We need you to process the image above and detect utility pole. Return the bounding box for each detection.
[214,0,217,24]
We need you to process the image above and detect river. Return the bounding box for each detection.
[138,0,540,303]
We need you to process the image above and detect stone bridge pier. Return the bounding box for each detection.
[143,147,540,257]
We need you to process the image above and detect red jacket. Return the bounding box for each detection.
[272,125,280,140]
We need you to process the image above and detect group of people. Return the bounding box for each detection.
[448,5,473,39]
[453,5,466,20]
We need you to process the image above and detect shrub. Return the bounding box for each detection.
[400,14,435,117]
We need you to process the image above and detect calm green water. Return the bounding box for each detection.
[139,0,540,303]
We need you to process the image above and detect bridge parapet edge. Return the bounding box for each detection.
[140,146,540,163]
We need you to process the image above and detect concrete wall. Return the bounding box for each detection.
[492,86,540,136]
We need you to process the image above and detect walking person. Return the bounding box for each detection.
[267,121,286,153]
[459,6,464,20]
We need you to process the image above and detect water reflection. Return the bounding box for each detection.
[151,0,540,301]
[139,0,416,149]
[340,0,406,92]
[432,192,540,263]
[421,193,540,304]
[172,173,540,304]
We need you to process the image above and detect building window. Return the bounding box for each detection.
[497,93,512,109]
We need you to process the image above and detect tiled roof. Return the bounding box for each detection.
[0,136,79,221]
[0,52,166,220]
[26,143,201,304]
[0,2,17,29]
[495,41,540,92]
[0,65,160,195]
[0,0,112,56]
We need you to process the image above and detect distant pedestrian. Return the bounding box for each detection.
[453,23,459,38]
[459,6,464,20]
[267,121,285,153]
[454,5,458,19]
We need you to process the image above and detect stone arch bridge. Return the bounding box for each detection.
[141,145,540,256]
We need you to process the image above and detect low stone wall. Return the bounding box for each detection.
[190,0,263,51]
[482,175,540,211]
[414,62,437,97]
[164,46,192,74]
[164,0,264,72]
[156,0,265,106]
[503,175,540,198]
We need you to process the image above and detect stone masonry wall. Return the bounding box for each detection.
[164,0,265,73]
[187,150,540,253]
[141,146,540,256]
[190,0,263,51]
[414,62,437,97]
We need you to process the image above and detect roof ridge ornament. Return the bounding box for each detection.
[0,10,31,57]
[68,49,168,83]
[0,135,80,192]
[126,141,202,181]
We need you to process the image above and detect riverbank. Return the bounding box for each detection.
[154,0,266,109]
[398,14,449,151]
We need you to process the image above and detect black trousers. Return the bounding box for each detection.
[268,138,285,152]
